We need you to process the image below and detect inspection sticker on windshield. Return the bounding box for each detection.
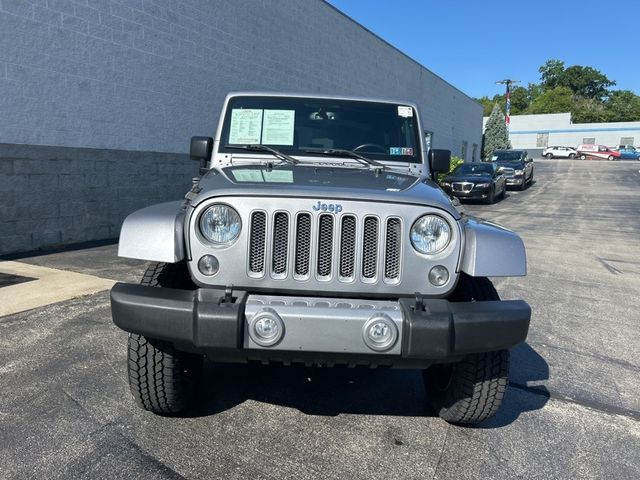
[228,109,263,144]
[390,147,414,155]
[397,106,413,117]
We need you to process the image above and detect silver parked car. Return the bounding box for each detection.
[110,93,531,425]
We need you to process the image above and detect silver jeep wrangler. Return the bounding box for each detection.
[111,93,530,425]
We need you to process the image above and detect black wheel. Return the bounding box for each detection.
[568,153,575,159]
[545,153,553,159]
[423,274,510,425]
[528,168,534,184]
[519,178,526,190]
[127,262,202,415]
[485,186,495,204]
[608,155,614,161]
[499,183,506,199]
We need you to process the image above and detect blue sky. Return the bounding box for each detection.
[327,0,640,99]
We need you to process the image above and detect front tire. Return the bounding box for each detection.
[127,262,203,415]
[545,153,553,159]
[608,155,614,161]
[580,154,587,160]
[424,274,510,425]
[569,153,575,159]
[485,186,495,204]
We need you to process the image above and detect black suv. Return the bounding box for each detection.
[487,150,534,190]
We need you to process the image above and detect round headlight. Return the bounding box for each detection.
[199,204,241,245]
[410,215,451,255]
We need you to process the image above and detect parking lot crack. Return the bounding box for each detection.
[509,382,640,422]
[528,341,640,372]
[431,424,450,480]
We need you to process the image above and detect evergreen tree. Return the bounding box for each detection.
[482,103,511,160]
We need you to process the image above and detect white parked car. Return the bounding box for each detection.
[542,146,577,159]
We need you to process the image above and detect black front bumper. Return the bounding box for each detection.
[110,283,531,366]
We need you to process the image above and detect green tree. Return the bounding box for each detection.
[604,90,640,122]
[572,97,607,123]
[558,65,615,100]
[509,86,530,114]
[528,86,574,114]
[476,96,495,116]
[539,59,565,90]
[482,103,511,160]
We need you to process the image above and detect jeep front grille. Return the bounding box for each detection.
[271,212,289,276]
[339,215,357,279]
[248,211,402,283]
[294,214,311,276]
[248,212,267,274]
[384,218,402,279]
[317,214,334,278]
[362,217,379,280]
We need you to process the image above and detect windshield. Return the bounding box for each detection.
[219,96,421,162]
[453,164,494,175]
[492,151,523,162]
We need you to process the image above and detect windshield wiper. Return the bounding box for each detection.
[304,148,386,170]
[225,144,299,165]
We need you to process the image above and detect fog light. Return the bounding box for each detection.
[249,308,285,347]
[429,265,449,286]
[362,314,398,352]
[198,255,219,276]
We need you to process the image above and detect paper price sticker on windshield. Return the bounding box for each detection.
[262,109,295,145]
[229,109,263,145]
[397,106,413,117]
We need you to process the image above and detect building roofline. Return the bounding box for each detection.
[321,1,479,106]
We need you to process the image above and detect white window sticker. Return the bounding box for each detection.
[263,170,294,183]
[398,106,413,117]
[231,169,264,182]
[262,110,295,145]
[228,109,263,145]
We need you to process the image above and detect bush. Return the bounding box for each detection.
[437,155,465,183]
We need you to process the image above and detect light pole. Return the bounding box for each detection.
[496,79,520,129]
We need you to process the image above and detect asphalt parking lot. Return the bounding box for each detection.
[1,159,639,479]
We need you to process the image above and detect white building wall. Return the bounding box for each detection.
[484,112,640,152]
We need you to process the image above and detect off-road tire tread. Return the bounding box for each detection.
[425,274,510,424]
[127,262,202,415]
[428,350,509,424]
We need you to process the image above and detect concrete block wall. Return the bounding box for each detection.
[0,0,482,255]
[0,143,195,254]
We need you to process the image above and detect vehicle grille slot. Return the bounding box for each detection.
[317,214,334,277]
[294,214,311,276]
[339,215,357,279]
[362,216,379,279]
[249,211,267,274]
[271,212,289,276]
[384,218,401,280]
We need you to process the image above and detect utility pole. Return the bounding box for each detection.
[495,79,520,129]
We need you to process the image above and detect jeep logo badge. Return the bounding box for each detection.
[312,201,343,214]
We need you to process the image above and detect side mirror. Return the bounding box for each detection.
[190,136,213,162]
[429,149,451,173]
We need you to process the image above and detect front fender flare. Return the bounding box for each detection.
[459,216,527,277]
[118,201,187,263]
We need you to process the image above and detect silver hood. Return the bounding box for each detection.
[188,165,462,219]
